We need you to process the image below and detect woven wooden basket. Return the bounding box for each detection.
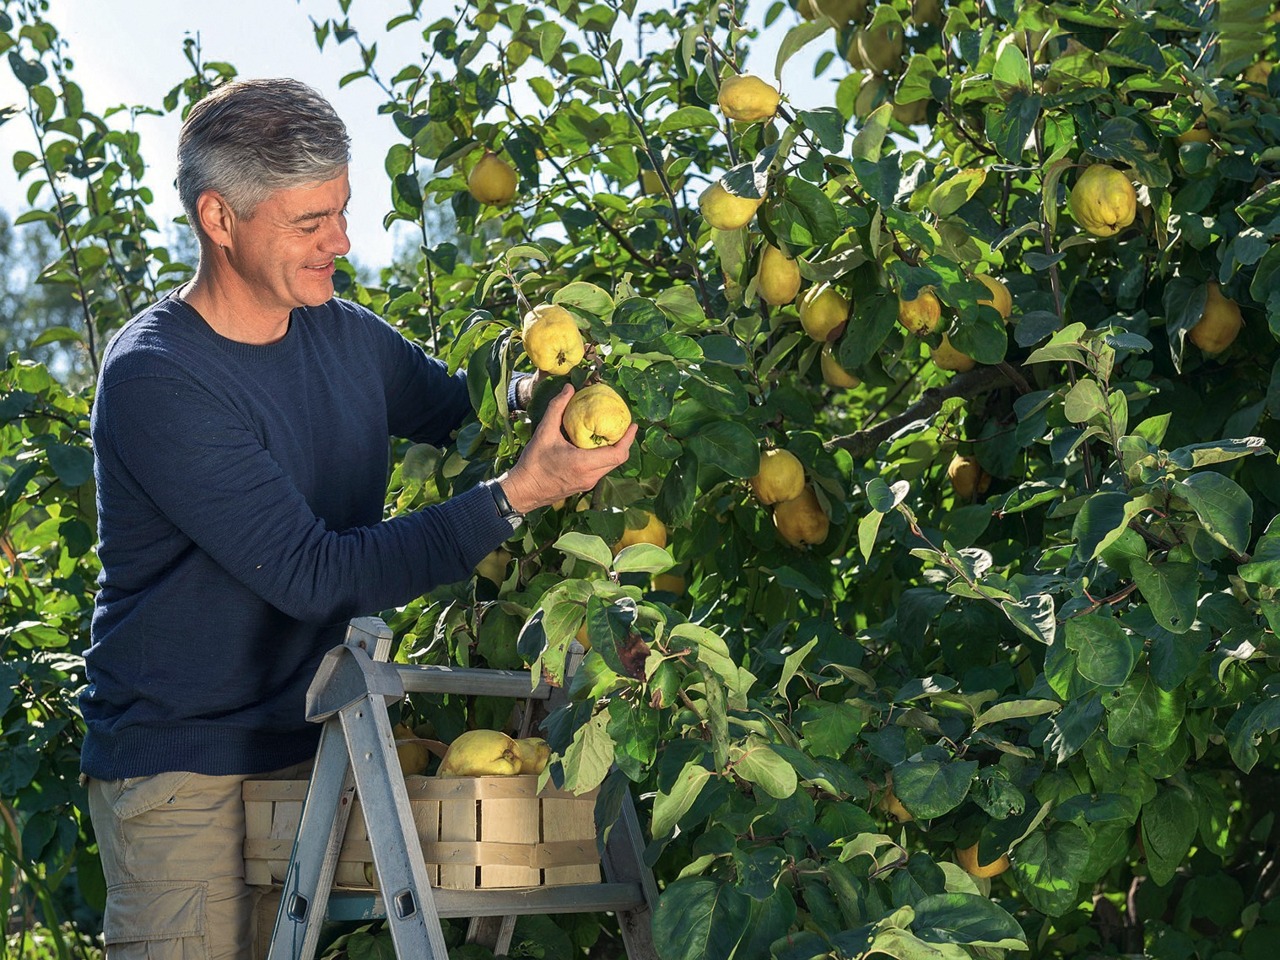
[243,774,600,890]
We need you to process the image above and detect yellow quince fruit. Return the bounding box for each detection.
[898,288,943,335]
[718,74,781,123]
[813,0,867,24]
[756,244,802,305]
[773,486,830,548]
[511,737,551,775]
[956,843,1011,879]
[438,730,522,777]
[700,181,763,230]
[613,510,668,555]
[880,783,914,823]
[820,344,861,388]
[1068,165,1136,237]
[911,0,942,27]
[467,151,518,206]
[857,21,906,74]
[395,739,431,776]
[948,454,991,501]
[1245,60,1274,83]
[975,274,1012,320]
[652,573,686,596]
[522,303,585,375]
[750,448,806,505]
[929,334,975,372]
[562,383,632,448]
[799,283,850,341]
[1188,282,1243,354]
[475,548,511,587]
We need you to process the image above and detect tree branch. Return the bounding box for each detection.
[825,365,1017,458]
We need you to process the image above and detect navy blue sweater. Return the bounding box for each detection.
[81,295,512,780]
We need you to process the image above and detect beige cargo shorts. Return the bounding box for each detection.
[86,762,310,960]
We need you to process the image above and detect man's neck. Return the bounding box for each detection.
[180,261,291,346]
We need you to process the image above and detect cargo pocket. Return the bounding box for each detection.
[102,879,207,958]
[112,771,196,821]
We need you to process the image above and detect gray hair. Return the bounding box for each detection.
[176,78,351,235]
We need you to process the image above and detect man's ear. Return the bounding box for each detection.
[195,190,235,248]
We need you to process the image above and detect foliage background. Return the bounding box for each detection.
[3,0,1280,958]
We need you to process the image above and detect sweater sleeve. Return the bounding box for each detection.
[96,372,513,624]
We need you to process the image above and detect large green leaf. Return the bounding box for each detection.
[1130,560,1199,634]
[686,421,759,479]
[891,759,978,819]
[651,756,713,838]
[1141,785,1197,886]
[1064,614,1135,687]
[1104,671,1186,749]
[1176,471,1252,554]
[911,892,1028,949]
[731,738,798,799]
[652,878,750,960]
[1010,824,1090,917]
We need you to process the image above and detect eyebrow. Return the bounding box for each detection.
[291,192,352,225]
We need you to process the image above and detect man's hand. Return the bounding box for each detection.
[498,384,637,513]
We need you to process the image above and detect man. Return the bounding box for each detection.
[80,78,635,958]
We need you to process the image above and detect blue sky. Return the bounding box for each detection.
[0,0,836,269]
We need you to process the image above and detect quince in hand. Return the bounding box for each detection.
[562,383,632,448]
[467,151,518,206]
[1068,165,1136,238]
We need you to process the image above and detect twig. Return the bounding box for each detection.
[826,366,1017,458]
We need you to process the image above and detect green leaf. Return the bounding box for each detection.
[1141,786,1196,886]
[911,893,1028,949]
[1072,491,1137,561]
[1000,594,1056,645]
[1010,824,1089,917]
[1176,471,1252,554]
[779,637,819,697]
[561,710,614,793]
[554,532,613,569]
[45,442,93,487]
[797,108,845,152]
[992,39,1033,98]
[651,757,713,838]
[613,543,674,575]
[652,878,750,960]
[928,169,986,218]
[774,21,832,78]
[1104,671,1185,749]
[851,102,893,162]
[656,105,719,135]
[1063,379,1107,424]
[891,759,978,819]
[1064,614,1135,687]
[554,281,614,317]
[610,297,669,342]
[686,421,759,479]
[974,699,1061,730]
[859,511,884,562]
[731,738,798,799]
[768,177,841,248]
[1130,560,1199,634]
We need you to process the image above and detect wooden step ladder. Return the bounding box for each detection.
[261,617,658,960]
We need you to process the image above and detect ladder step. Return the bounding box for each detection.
[324,882,647,923]
[395,665,552,699]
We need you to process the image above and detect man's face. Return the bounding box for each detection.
[227,169,352,315]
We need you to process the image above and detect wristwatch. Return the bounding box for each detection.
[484,479,524,534]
